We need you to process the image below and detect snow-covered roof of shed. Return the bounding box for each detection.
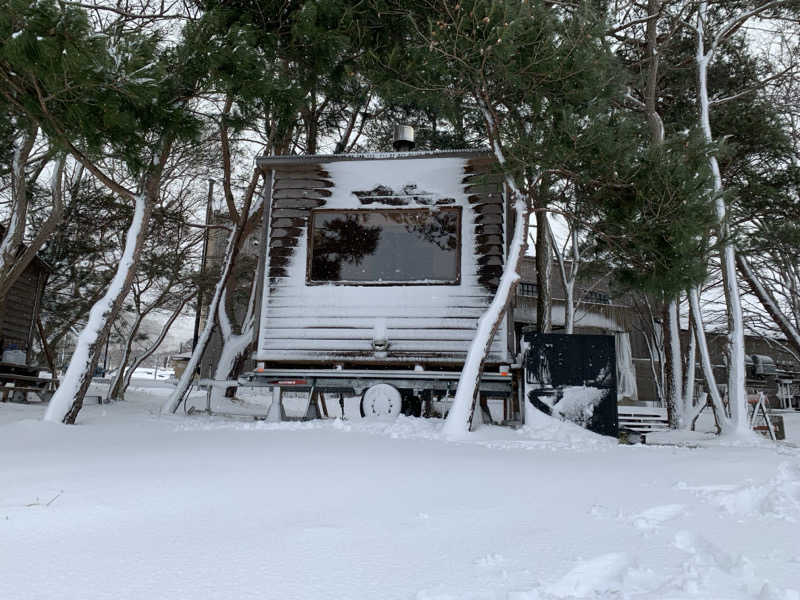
[256,148,492,169]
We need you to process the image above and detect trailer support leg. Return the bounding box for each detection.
[266,386,285,422]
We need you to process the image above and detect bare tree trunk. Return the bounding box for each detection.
[0,127,37,312]
[695,4,748,434]
[549,224,578,334]
[121,293,194,397]
[682,319,697,417]
[44,160,164,424]
[644,0,685,427]
[442,99,532,439]
[162,177,261,413]
[662,299,683,428]
[737,253,800,358]
[535,198,552,333]
[637,295,665,403]
[564,283,575,333]
[0,155,66,308]
[688,286,730,431]
[36,315,58,382]
[106,312,147,402]
[163,230,235,412]
[644,0,665,147]
[209,278,258,407]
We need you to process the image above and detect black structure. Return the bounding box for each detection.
[523,332,618,437]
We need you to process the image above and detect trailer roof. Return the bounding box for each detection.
[255,148,492,169]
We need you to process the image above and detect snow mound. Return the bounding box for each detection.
[545,552,631,598]
[674,530,753,577]
[172,411,616,452]
[677,462,800,522]
[710,462,800,522]
[513,403,617,451]
[668,530,796,598]
[551,385,606,427]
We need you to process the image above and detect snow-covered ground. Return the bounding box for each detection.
[2,387,799,600]
[105,367,175,381]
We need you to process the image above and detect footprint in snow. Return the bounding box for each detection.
[630,503,686,531]
[674,530,753,578]
[668,530,798,598]
[678,462,800,522]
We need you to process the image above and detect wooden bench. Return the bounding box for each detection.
[618,406,669,433]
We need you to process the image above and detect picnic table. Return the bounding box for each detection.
[0,362,55,403]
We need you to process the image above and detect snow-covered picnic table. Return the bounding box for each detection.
[0,362,54,403]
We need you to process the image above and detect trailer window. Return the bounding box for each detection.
[308,208,460,284]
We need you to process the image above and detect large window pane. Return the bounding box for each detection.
[308,208,460,284]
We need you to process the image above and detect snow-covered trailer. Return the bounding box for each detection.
[244,148,515,418]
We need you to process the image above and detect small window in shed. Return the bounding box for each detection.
[308,208,460,284]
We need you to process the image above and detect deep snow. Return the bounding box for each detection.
[2,386,800,600]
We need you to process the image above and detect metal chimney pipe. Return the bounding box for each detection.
[392,124,415,151]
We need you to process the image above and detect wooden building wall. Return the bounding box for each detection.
[0,259,47,362]
[628,318,800,406]
[512,256,633,339]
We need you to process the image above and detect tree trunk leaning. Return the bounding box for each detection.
[121,293,194,398]
[44,183,156,424]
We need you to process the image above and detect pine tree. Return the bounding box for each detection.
[376,0,629,436]
[2,0,204,422]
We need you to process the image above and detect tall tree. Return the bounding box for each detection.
[687,0,798,433]
[380,0,626,436]
[106,201,201,401]
[163,0,405,412]
[1,0,203,421]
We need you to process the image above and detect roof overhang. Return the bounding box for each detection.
[0,224,53,273]
[255,148,493,171]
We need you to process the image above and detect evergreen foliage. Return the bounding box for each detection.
[183,0,391,152]
[1,0,202,173]
[380,0,625,186]
[33,177,123,355]
[591,133,719,298]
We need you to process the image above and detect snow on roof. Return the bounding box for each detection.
[255,148,492,168]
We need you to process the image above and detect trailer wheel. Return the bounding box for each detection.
[360,383,402,418]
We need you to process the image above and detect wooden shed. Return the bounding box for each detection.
[0,244,49,365]
[254,150,511,370]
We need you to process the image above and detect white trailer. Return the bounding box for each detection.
[245,144,517,419]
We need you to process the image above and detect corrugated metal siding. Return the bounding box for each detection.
[256,156,509,366]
